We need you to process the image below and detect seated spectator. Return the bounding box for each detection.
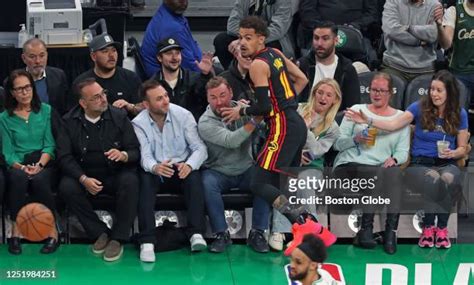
[335,72,410,254]
[20,38,69,115]
[214,0,295,70]
[141,0,203,77]
[132,80,208,263]
[269,78,341,251]
[150,38,213,121]
[220,51,253,102]
[346,70,469,249]
[381,0,440,81]
[298,0,378,63]
[57,78,140,262]
[1,69,58,255]
[73,34,143,117]
[288,234,335,285]
[297,22,360,109]
[198,77,270,253]
[436,0,474,107]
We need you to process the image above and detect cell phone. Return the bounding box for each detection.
[303,151,315,161]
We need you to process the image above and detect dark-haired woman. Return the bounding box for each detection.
[0,69,58,254]
[346,70,469,249]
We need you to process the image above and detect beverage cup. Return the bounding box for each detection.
[437,140,450,157]
[366,127,377,146]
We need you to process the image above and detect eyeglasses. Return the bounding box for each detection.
[369,88,390,95]
[12,84,33,94]
[87,89,108,102]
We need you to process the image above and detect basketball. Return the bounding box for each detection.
[16,203,55,242]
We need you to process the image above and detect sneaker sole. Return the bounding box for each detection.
[92,248,106,254]
[103,247,124,262]
[248,245,270,253]
[269,244,283,251]
[435,244,451,249]
[418,243,434,248]
[191,243,207,252]
[140,256,156,263]
[268,239,284,251]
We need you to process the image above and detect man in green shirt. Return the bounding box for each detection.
[435,0,474,111]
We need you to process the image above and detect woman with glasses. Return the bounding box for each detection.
[346,70,469,249]
[0,69,59,255]
[334,72,410,254]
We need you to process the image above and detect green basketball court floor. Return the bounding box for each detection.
[0,244,473,284]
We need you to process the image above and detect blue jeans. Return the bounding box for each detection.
[272,168,320,233]
[202,168,270,234]
[405,163,461,229]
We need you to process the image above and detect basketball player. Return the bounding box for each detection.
[221,16,319,231]
[289,234,338,285]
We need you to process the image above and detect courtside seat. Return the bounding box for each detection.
[88,191,254,212]
[404,74,469,110]
[335,25,369,66]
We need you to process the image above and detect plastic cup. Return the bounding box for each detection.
[366,127,377,146]
[437,140,449,157]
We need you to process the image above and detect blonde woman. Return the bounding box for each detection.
[269,78,341,251]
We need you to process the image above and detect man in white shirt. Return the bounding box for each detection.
[132,80,208,262]
[297,22,360,110]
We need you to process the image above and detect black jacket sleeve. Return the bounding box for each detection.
[296,54,313,102]
[190,71,212,120]
[339,62,361,111]
[119,115,140,166]
[56,119,85,180]
[46,67,70,115]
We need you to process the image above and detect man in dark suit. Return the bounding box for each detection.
[22,38,70,115]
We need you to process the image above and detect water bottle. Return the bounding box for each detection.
[18,24,28,48]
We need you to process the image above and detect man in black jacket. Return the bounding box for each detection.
[21,38,70,115]
[298,0,378,63]
[57,78,140,262]
[73,34,143,117]
[151,37,213,121]
[297,22,360,111]
[220,51,253,102]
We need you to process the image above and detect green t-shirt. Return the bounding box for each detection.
[450,2,474,73]
[0,103,55,167]
[305,129,328,170]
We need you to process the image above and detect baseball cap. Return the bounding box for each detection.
[157,37,183,54]
[88,33,121,52]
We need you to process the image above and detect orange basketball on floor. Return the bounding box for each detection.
[16,203,55,242]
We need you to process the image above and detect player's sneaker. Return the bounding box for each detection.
[284,218,336,256]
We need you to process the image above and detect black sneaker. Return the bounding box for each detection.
[208,231,232,253]
[296,212,318,225]
[247,229,269,253]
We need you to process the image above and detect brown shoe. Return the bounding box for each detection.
[103,240,123,262]
[92,233,110,254]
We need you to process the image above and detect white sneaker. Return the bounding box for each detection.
[190,234,207,252]
[269,232,285,251]
[140,243,155,263]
